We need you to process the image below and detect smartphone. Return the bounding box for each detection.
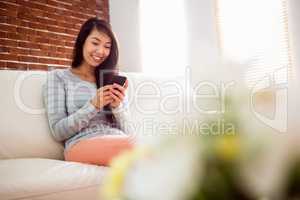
[112,75,127,87]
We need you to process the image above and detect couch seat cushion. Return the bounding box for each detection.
[0,158,109,200]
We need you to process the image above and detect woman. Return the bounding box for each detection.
[43,17,135,166]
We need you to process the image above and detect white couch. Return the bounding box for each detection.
[0,69,190,200]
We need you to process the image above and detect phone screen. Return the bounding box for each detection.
[112,75,127,86]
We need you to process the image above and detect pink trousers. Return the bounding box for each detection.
[64,136,134,166]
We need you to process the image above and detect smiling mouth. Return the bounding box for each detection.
[92,56,103,62]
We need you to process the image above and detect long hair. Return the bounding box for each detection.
[71,17,119,126]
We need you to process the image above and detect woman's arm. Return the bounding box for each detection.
[43,70,99,142]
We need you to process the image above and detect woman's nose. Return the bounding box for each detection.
[96,47,105,55]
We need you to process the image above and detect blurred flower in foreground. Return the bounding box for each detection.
[100,60,300,200]
[101,136,202,200]
[101,147,149,199]
[122,137,202,200]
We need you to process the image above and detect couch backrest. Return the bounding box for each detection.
[0,70,192,159]
[0,70,64,160]
[123,72,194,146]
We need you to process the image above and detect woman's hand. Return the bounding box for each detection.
[109,80,128,109]
[90,85,114,110]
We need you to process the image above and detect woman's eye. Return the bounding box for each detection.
[92,42,99,45]
[105,46,111,49]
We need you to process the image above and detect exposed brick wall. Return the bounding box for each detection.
[0,0,109,71]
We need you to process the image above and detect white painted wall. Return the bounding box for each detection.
[287,0,300,133]
[184,0,220,87]
[109,0,220,80]
[109,0,142,72]
[288,0,300,83]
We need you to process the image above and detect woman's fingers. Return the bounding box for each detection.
[111,87,124,100]
[97,90,113,103]
[110,90,123,102]
[112,83,125,94]
[124,79,129,89]
[98,91,111,99]
[93,84,127,108]
[98,84,113,92]
[104,96,113,101]
[103,96,113,106]
[104,89,113,95]
[91,85,116,109]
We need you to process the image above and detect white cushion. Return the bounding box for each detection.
[0,70,63,159]
[0,158,108,200]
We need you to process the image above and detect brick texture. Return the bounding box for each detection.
[0,0,109,71]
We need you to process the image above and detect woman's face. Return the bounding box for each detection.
[82,28,111,67]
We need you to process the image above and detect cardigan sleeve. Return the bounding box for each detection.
[42,70,100,142]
